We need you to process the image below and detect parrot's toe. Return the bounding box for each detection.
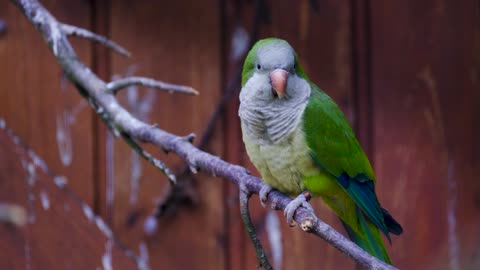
[284,192,315,226]
[259,184,273,207]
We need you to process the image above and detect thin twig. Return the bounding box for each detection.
[61,23,130,57]
[239,186,273,270]
[11,0,398,269]
[106,77,199,95]
[121,132,176,184]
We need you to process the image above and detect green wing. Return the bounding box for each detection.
[303,85,391,239]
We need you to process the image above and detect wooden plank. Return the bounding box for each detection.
[223,1,356,269]
[0,124,144,270]
[370,0,480,269]
[108,1,225,269]
[0,0,94,205]
[351,0,373,158]
[222,2,255,270]
[91,0,112,221]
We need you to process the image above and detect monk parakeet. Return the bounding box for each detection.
[239,38,403,264]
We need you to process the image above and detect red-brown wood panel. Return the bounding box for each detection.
[2,0,479,269]
[223,1,357,269]
[108,1,225,269]
[0,0,94,205]
[91,0,112,219]
[0,125,144,270]
[222,1,250,268]
[370,0,480,269]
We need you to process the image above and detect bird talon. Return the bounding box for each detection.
[259,185,273,207]
[301,201,315,212]
[283,192,315,227]
[284,209,297,226]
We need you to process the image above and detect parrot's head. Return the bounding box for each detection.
[239,38,311,143]
[240,38,310,103]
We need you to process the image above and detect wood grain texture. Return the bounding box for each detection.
[108,1,225,269]
[0,126,143,270]
[1,0,479,269]
[351,0,373,158]
[91,0,112,221]
[0,0,94,205]
[370,0,480,269]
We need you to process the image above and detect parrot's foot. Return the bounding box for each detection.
[259,184,273,207]
[284,191,316,226]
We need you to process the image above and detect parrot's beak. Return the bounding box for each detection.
[270,69,288,98]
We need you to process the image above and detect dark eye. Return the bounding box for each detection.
[293,63,297,69]
[257,64,261,70]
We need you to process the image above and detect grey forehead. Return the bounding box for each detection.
[256,41,295,68]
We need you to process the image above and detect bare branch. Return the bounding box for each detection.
[11,0,398,269]
[121,132,176,184]
[239,186,273,270]
[106,77,199,95]
[60,23,130,57]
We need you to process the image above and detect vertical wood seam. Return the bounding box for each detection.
[218,1,232,270]
[91,0,111,220]
[351,0,374,161]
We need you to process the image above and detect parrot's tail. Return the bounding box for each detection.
[341,207,393,264]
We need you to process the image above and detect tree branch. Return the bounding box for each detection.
[120,132,177,184]
[239,186,273,270]
[11,0,397,269]
[106,76,199,95]
[61,23,130,57]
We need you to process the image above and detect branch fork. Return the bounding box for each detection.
[239,185,273,270]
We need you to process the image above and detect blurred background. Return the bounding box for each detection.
[0,0,479,269]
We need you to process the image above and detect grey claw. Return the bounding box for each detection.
[284,193,316,226]
[259,185,273,207]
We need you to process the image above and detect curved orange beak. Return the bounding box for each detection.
[270,69,288,98]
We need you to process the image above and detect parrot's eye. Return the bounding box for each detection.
[256,64,262,70]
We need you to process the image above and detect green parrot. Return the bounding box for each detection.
[239,38,403,264]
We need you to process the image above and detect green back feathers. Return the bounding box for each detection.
[303,87,375,181]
